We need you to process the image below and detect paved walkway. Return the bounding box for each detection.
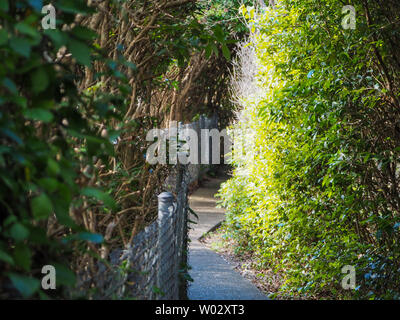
[187,176,268,300]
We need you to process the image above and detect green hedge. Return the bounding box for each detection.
[219,0,400,299]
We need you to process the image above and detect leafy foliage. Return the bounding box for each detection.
[0,0,130,298]
[0,0,249,299]
[219,0,400,299]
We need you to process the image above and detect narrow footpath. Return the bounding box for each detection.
[188,176,268,300]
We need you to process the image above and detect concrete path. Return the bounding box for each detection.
[187,176,268,300]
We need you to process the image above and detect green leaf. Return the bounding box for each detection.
[212,25,225,43]
[68,38,92,66]
[58,0,94,14]
[2,78,17,93]
[38,291,51,300]
[13,244,31,271]
[28,226,49,244]
[15,22,40,39]
[122,60,137,71]
[63,232,103,244]
[38,178,59,193]
[33,99,54,109]
[8,273,40,298]
[28,0,43,11]
[222,44,231,61]
[0,0,9,12]
[0,28,8,46]
[71,26,97,41]
[211,43,219,57]
[53,197,76,228]
[11,95,27,108]
[9,37,31,57]
[31,193,53,220]
[205,44,212,59]
[53,263,76,286]
[47,158,60,176]
[10,223,30,242]
[77,232,103,243]
[1,128,23,145]
[81,187,116,209]
[31,68,49,93]
[0,249,14,265]
[23,109,53,123]
[44,29,68,49]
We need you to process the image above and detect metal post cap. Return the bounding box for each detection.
[158,192,174,202]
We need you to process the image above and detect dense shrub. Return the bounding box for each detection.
[0,0,131,298]
[219,0,400,299]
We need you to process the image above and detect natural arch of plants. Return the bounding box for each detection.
[0,0,251,299]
